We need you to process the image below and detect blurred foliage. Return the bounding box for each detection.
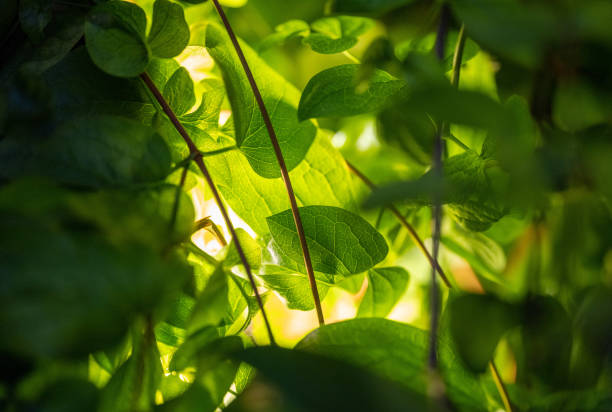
[1,0,612,411]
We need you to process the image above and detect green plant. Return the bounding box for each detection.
[2,0,612,411]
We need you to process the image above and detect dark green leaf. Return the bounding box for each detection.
[42,115,172,188]
[230,346,428,412]
[522,295,572,387]
[85,1,150,77]
[298,64,406,120]
[266,205,388,276]
[205,23,316,178]
[332,0,417,15]
[148,0,190,59]
[358,267,409,318]
[448,294,520,373]
[19,0,52,43]
[296,318,488,411]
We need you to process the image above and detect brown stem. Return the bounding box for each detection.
[140,72,276,346]
[211,0,324,325]
[346,161,451,288]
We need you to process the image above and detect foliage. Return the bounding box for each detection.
[1,0,612,411]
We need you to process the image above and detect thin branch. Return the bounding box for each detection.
[140,72,276,346]
[211,0,325,325]
[490,361,513,412]
[429,2,451,373]
[451,25,466,89]
[345,161,452,288]
[169,161,190,231]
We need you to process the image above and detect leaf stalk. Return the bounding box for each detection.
[140,72,277,346]
[211,0,325,325]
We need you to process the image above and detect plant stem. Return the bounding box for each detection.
[445,17,515,412]
[140,72,276,346]
[490,361,513,412]
[429,2,451,373]
[343,50,361,64]
[169,161,190,231]
[211,0,325,326]
[451,25,466,89]
[345,161,452,288]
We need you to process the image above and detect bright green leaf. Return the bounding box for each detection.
[298,64,406,120]
[148,0,190,59]
[163,67,196,116]
[205,23,316,178]
[203,130,357,236]
[266,205,388,276]
[188,265,229,334]
[358,267,409,318]
[259,265,331,311]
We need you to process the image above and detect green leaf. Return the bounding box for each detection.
[43,48,154,123]
[448,294,520,373]
[220,228,262,270]
[528,390,612,412]
[441,229,506,287]
[85,1,150,78]
[366,150,508,231]
[99,325,162,412]
[163,67,196,116]
[332,0,417,15]
[0,201,191,360]
[266,205,388,276]
[42,115,172,188]
[19,0,52,43]
[203,130,357,236]
[20,10,87,75]
[522,295,572,387]
[204,23,316,178]
[147,0,189,59]
[259,265,331,311]
[298,64,406,120]
[230,346,428,412]
[358,267,409,318]
[163,336,242,411]
[258,19,310,51]
[450,0,558,67]
[188,266,229,334]
[302,16,374,54]
[296,318,488,411]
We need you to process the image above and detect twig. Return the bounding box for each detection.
[429,2,451,373]
[140,72,276,346]
[345,161,452,288]
[211,0,325,325]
